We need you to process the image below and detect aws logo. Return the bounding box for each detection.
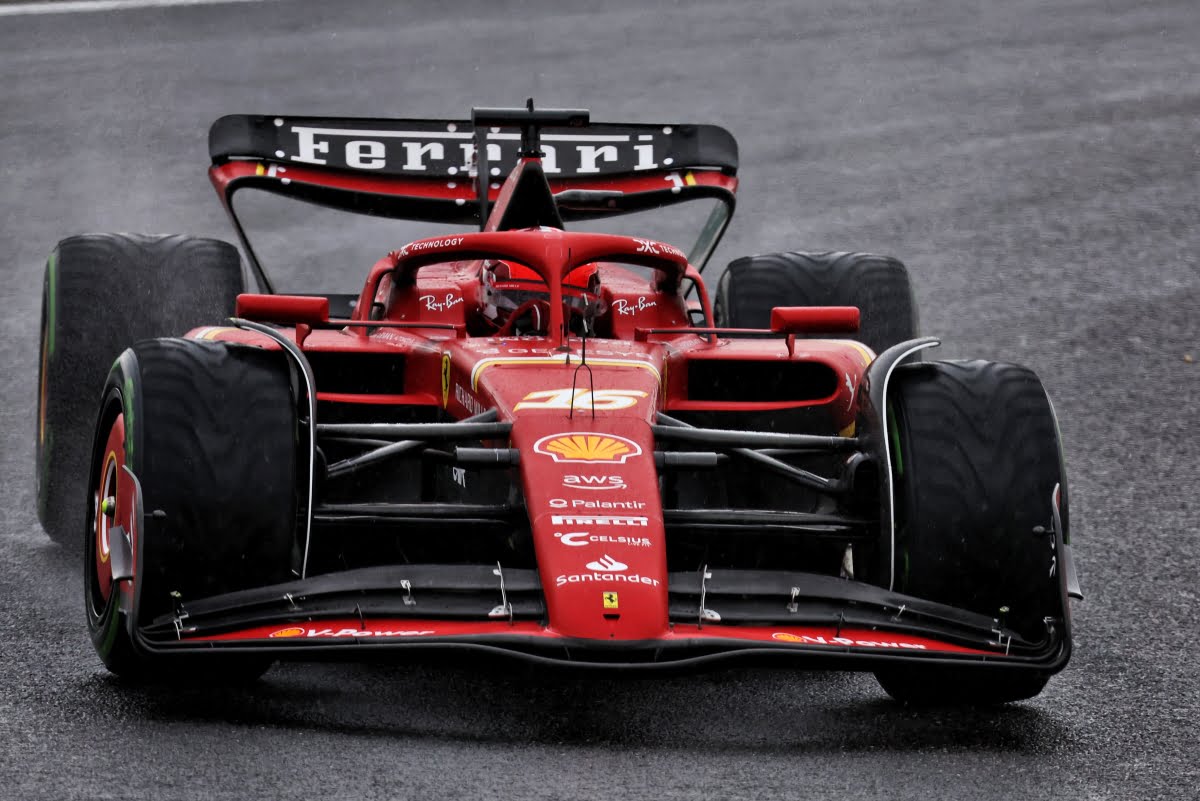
[563,474,626,490]
[533,432,643,464]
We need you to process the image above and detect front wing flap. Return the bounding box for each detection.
[129,565,1069,673]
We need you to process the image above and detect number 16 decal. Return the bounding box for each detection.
[514,388,648,411]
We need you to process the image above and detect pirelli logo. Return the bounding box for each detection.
[550,515,649,527]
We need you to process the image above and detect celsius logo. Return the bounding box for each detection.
[555,532,653,548]
[563,474,626,491]
[585,555,628,572]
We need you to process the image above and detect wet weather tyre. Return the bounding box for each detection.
[874,666,1052,707]
[85,338,297,681]
[714,252,918,355]
[37,234,244,547]
[874,360,1067,705]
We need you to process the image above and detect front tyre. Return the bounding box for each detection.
[875,666,1051,706]
[874,360,1069,705]
[85,339,297,681]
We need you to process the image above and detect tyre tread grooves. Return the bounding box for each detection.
[716,251,918,354]
[132,338,296,612]
[36,233,243,545]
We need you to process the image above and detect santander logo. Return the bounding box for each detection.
[585,555,627,572]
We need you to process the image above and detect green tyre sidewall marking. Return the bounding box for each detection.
[122,372,136,462]
[887,399,909,587]
[887,401,903,477]
[36,252,58,523]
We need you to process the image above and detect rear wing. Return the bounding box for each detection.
[209,114,737,180]
[208,104,739,291]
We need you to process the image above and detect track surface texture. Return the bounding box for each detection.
[1,1,1197,799]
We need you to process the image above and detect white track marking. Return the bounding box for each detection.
[0,0,272,17]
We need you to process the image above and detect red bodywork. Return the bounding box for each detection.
[108,109,1070,671]
[186,226,871,647]
[157,145,1005,663]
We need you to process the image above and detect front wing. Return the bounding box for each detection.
[124,561,1072,673]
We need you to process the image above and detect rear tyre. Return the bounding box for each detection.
[714,251,918,355]
[85,339,297,682]
[37,234,244,546]
[874,360,1067,705]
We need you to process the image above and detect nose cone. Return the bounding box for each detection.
[511,418,668,641]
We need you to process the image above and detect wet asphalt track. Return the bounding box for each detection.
[1,0,1198,799]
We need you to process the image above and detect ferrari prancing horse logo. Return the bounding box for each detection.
[440,353,451,407]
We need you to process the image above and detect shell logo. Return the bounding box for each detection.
[269,627,307,638]
[772,632,805,643]
[533,432,643,464]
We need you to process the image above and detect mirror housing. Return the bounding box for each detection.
[235,294,330,327]
[770,306,860,334]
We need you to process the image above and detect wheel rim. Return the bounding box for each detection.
[90,413,126,610]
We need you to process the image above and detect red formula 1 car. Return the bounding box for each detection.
[36,103,1080,704]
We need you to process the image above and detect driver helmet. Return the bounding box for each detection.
[482,260,603,333]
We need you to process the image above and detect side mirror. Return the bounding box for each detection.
[770,306,860,334]
[235,294,330,327]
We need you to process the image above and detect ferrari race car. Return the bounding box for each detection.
[36,103,1081,704]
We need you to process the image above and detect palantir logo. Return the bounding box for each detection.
[585,554,627,572]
